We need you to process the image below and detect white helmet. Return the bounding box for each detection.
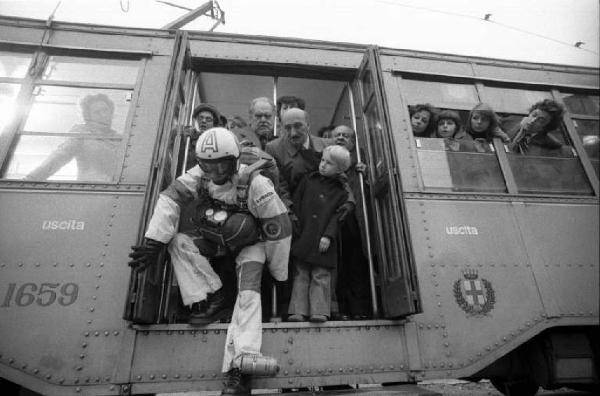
[195,127,241,161]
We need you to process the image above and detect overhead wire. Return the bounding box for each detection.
[375,0,599,55]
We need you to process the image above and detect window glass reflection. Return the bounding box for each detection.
[416,138,506,192]
[361,69,373,103]
[401,80,479,109]
[23,86,131,134]
[502,117,593,195]
[0,83,20,134]
[573,118,599,177]
[4,135,120,182]
[42,56,139,84]
[0,52,32,78]
[364,101,385,177]
[484,87,552,114]
[561,94,599,116]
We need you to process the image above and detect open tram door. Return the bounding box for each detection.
[353,47,420,318]
[125,31,195,323]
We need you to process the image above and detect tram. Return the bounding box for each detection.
[0,14,598,396]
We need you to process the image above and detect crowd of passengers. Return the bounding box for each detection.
[409,99,569,156]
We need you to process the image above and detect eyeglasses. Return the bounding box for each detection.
[197,116,214,122]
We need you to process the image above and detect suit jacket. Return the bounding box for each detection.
[265,135,334,208]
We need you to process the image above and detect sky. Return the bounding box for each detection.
[0,0,598,67]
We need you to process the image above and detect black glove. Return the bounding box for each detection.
[336,202,355,223]
[128,238,165,270]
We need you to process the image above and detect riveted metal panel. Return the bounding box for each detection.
[0,190,143,394]
[190,40,363,69]
[381,70,420,192]
[386,56,475,77]
[119,55,173,183]
[405,199,545,373]
[130,322,411,393]
[403,198,599,380]
[47,30,175,56]
[0,25,45,46]
[472,64,599,88]
[512,202,599,318]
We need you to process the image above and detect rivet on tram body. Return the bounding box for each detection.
[213,373,217,378]
[162,374,167,379]
[76,387,81,393]
[59,378,65,384]
[104,331,109,336]
[150,374,155,379]
[136,375,142,380]
[187,374,192,379]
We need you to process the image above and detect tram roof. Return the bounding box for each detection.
[1,14,598,76]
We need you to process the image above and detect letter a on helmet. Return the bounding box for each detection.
[196,127,241,161]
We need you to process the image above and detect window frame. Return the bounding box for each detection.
[0,47,145,185]
[394,73,599,198]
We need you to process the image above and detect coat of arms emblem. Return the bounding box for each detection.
[453,269,495,315]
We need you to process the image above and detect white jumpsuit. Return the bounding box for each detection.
[144,164,291,371]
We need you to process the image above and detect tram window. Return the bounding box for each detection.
[573,119,599,177]
[42,56,139,85]
[0,83,20,133]
[502,120,593,195]
[400,80,479,110]
[561,93,599,116]
[361,69,374,103]
[416,137,506,193]
[23,86,131,134]
[1,51,33,134]
[483,86,552,114]
[364,101,386,178]
[413,107,506,193]
[3,86,132,181]
[0,51,32,78]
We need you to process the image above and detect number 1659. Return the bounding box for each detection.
[1,283,79,307]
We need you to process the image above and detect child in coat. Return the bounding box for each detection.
[288,145,352,323]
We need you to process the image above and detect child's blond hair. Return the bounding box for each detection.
[323,145,351,172]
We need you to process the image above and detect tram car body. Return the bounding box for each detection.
[0,15,598,396]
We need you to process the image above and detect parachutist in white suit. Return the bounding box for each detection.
[129,128,291,395]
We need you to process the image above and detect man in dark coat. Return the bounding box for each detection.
[265,108,335,208]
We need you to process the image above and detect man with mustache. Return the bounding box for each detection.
[231,97,275,150]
